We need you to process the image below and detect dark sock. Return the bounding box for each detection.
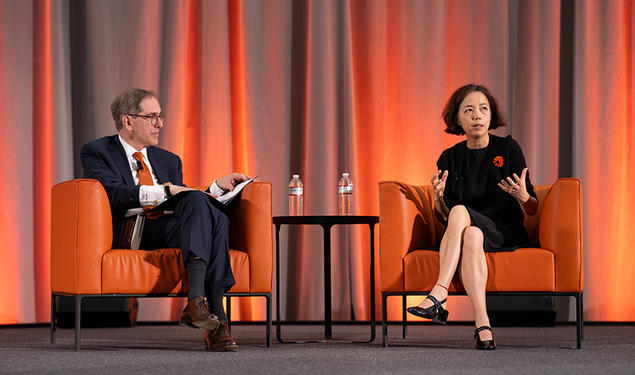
[185,257,206,302]
[208,289,227,321]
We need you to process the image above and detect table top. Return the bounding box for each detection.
[273,215,379,225]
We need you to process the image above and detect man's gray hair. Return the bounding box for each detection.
[111,88,157,130]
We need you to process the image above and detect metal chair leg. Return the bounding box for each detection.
[74,296,82,351]
[265,294,272,347]
[226,295,231,331]
[402,294,407,339]
[382,293,388,347]
[576,293,583,348]
[50,294,56,344]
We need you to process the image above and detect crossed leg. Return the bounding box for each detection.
[459,226,492,341]
[414,205,493,341]
[416,205,471,310]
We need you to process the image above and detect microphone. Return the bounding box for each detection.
[136,160,143,171]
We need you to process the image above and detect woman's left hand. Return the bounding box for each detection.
[498,167,530,203]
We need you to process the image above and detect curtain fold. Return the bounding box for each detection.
[0,0,633,323]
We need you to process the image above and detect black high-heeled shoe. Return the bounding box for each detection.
[474,326,496,350]
[406,295,449,324]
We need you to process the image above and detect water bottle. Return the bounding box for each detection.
[288,174,304,216]
[338,172,353,215]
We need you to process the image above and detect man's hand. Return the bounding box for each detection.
[216,173,250,192]
[167,183,195,196]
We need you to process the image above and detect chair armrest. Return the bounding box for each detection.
[51,179,113,294]
[227,182,273,293]
[539,178,584,292]
[379,181,438,292]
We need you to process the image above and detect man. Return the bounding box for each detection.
[81,88,249,351]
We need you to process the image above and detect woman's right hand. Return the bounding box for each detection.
[431,170,449,202]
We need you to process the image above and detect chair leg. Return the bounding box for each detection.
[265,294,272,347]
[75,296,82,352]
[226,296,231,331]
[50,294,56,344]
[580,292,584,341]
[402,295,407,339]
[382,293,388,347]
[576,293,583,348]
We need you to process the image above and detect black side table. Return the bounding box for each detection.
[274,215,379,343]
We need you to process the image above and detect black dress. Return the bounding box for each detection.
[437,134,537,251]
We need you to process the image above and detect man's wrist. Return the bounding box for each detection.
[164,184,172,198]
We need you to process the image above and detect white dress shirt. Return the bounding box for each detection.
[117,136,226,215]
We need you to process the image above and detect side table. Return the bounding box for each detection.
[274,215,379,343]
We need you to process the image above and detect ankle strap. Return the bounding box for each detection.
[426,295,447,309]
[435,283,448,291]
[475,326,492,335]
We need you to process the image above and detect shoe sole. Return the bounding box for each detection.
[207,344,239,352]
[406,307,448,325]
[179,318,220,331]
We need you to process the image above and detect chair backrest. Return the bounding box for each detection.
[51,179,113,294]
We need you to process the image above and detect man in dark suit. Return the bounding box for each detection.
[81,88,249,351]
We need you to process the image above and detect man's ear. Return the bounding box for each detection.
[122,115,133,130]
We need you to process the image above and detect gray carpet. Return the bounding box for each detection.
[1,324,634,374]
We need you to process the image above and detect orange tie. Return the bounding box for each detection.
[133,152,162,219]
[133,152,154,186]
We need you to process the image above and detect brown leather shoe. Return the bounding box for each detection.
[179,297,220,331]
[205,321,239,352]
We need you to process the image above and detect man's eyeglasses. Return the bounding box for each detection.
[126,113,167,126]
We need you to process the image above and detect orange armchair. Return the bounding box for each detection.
[379,178,583,348]
[50,179,273,350]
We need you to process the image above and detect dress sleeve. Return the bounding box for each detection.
[509,138,537,200]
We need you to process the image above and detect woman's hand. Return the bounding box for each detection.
[498,167,530,203]
[431,170,449,202]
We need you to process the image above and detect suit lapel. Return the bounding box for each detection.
[147,147,166,184]
[108,136,135,186]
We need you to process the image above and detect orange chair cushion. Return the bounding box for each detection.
[403,248,555,292]
[101,248,250,294]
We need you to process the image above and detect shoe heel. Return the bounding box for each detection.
[432,309,449,325]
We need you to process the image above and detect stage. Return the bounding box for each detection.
[1,323,634,374]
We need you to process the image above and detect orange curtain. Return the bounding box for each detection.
[575,0,635,321]
[0,0,633,324]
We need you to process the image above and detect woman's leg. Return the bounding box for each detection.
[459,226,492,341]
[417,205,471,309]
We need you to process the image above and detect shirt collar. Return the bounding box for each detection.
[118,134,148,161]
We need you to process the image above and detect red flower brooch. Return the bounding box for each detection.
[493,156,504,167]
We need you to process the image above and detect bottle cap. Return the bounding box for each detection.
[342,172,349,177]
[292,174,299,178]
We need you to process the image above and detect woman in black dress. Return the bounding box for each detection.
[407,84,538,350]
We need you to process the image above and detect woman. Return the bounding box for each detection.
[407,84,538,350]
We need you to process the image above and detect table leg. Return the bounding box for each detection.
[275,224,285,343]
[322,224,333,339]
[369,223,376,342]
[354,222,377,343]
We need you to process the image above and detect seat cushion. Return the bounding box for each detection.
[403,247,555,292]
[101,248,250,294]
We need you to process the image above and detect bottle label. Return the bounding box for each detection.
[338,186,353,194]
[289,187,303,196]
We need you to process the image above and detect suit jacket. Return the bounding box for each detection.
[80,135,183,219]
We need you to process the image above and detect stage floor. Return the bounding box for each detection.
[1,324,634,374]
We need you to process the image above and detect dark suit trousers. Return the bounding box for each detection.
[140,190,236,293]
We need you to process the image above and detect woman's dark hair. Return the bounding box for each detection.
[442,84,507,135]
